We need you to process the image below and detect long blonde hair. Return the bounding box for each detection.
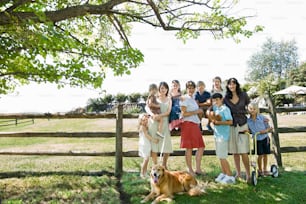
[138,113,149,131]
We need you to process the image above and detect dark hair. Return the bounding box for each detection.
[185,80,196,89]
[159,81,169,96]
[226,77,242,99]
[212,93,223,99]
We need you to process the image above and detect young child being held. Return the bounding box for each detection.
[138,113,159,178]
[146,83,164,137]
[210,93,235,184]
[247,102,273,176]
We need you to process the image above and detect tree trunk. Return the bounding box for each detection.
[265,94,283,167]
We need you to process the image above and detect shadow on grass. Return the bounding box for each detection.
[0,170,114,179]
[123,170,306,204]
[0,170,123,203]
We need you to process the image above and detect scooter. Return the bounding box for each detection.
[247,132,279,186]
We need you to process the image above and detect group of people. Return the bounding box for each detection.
[138,77,272,185]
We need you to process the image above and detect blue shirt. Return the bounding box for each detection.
[195,91,211,103]
[247,114,270,141]
[212,104,232,141]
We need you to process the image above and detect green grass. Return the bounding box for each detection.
[0,175,120,204]
[122,168,306,203]
[0,115,305,203]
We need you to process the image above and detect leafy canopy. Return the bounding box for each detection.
[245,38,299,105]
[246,38,299,83]
[0,0,263,94]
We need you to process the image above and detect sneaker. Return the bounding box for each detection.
[215,173,225,183]
[220,175,235,184]
[156,131,164,138]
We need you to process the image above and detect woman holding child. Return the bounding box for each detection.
[146,82,173,169]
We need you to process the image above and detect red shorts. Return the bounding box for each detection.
[180,121,205,149]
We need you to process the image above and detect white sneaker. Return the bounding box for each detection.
[215,173,225,183]
[219,175,235,184]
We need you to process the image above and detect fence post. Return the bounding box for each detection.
[15,118,18,126]
[115,104,123,177]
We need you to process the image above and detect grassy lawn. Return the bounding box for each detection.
[0,114,305,203]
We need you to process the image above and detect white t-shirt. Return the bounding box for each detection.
[180,95,201,124]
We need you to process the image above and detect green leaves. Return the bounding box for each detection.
[0,0,260,94]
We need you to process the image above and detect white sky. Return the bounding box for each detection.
[1,0,306,113]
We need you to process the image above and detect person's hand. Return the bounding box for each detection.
[215,114,222,121]
[152,114,161,121]
[197,108,204,114]
[152,138,159,144]
[212,120,218,125]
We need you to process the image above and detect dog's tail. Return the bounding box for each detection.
[188,184,206,196]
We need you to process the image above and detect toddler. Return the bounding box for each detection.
[138,113,159,178]
[146,83,164,137]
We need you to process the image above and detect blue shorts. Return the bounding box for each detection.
[256,137,271,155]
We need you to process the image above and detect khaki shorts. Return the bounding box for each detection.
[228,124,250,154]
[215,137,228,159]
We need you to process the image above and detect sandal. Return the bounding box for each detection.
[264,171,271,176]
[195,171,206,176]
[258,170,264,177]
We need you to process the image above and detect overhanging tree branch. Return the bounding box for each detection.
[0,0,263,94]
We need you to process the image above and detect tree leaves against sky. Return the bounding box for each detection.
[0,0,263,94]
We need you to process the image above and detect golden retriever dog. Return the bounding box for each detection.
[141,164,203,203]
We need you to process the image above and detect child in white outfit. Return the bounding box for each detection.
[138,113,159,178]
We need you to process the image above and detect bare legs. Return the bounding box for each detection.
[233,153,250,181]
[185,147,204,175]
[151,152,170,170]
[220,159,232,176]
[185,149,193,173]
[258,154,268,173]
[140,157,150,178]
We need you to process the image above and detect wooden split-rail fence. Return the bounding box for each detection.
[0,104,305,177]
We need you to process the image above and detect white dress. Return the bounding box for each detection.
[138,129,151,158]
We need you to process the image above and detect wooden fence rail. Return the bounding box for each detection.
[0,118,34,127]
[0,126,305,138]
[0,104,305,176]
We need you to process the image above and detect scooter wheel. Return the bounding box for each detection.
[251,170,257,186]
[271,165,279,178]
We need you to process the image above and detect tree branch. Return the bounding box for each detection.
[5,0,33,12]
[0,1,127,25]
[108,14,131,47]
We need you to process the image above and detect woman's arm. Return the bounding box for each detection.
[145,105,154,116]
[198,98,212,107]
[157,99,172,118]
[213,119,233,126]
[142,126,159,144]
[180,105,203,117]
